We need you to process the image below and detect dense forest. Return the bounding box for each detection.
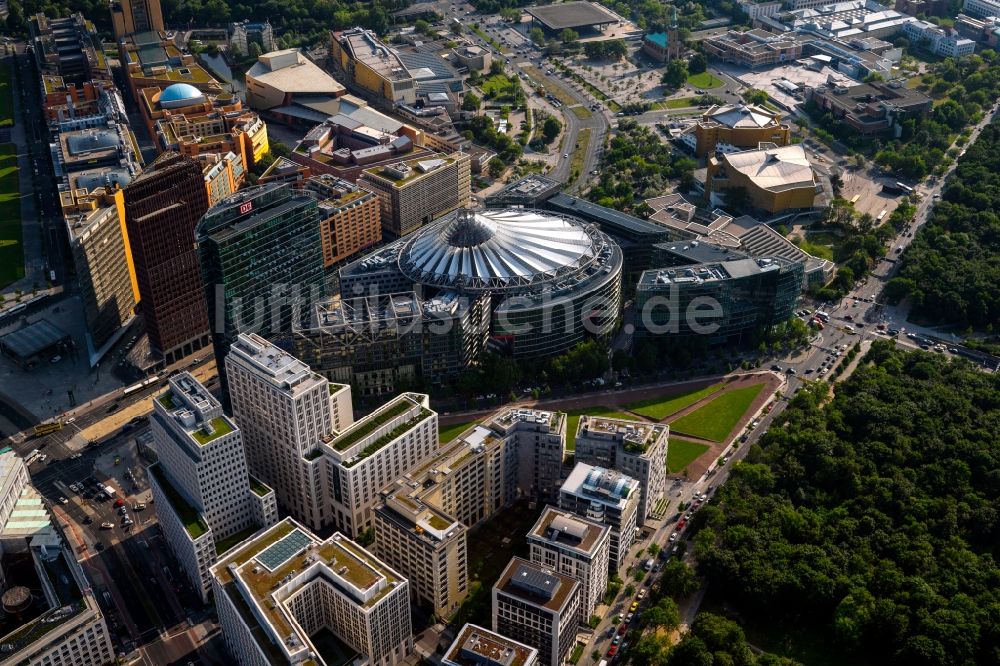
[886,120,1000,329]
[694,342,1000,665]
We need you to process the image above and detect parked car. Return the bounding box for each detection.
[100,522,113,529]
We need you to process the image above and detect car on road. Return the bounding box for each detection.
[100,522,113,529]
[637,588,647,600]
[669,532,678,542]
[607,645,618,658]
[58,496,68,504]
[133,503,146,511]
[630,601,639,612]
[69,483,80,492]
[618,623,628,635]
[82,516,92,525]
[113,498,124,508]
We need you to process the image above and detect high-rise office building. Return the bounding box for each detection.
[374,488,468,618]
[527,506,611,625]
[573,417,668,525]
[110,0,164,38]
[359,153,471,238]
[302,174,382,268]
[196,183,326,378]
[559,463,640,573]
[122,153,212,365]
[492,558,580,666]
[148,372,278,602]
[211,519,413,666]
[225,333,352,531]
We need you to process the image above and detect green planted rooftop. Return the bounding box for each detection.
[191,417,234,445]
[249,476,271,497]
[151,464,209,539]
[158,392,177,410]
[343,409,432,468]
[333,399,411,452]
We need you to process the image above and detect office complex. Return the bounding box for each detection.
[635,256,804,346]
[211,519,413,666]
[492,558,580,666]
[703,29,805,69]
[340,208,623,360]
[443,624,539,666]
[302,175,382,268]
[706,144,819,214]
[29,13,111,86]
[559,464,639,573]
[226,333,353,531]
[121,153,212,364]
[0,449,114,666]
[573,417,668,525]
[330,28,417,105]
[59,161,139,365]
[149,373,278,602]
[120,30,223,103]
[374,487,468,618]
[360,154,471,239]
[687,104,791,158]
[644,194,834,286]
[197,183,326,373]
[111,0,164,38]
[964,0,1000,17]
[294,291,490,397]
[527,507,611,625]
[806,80,932,135]
[321,392,439,537]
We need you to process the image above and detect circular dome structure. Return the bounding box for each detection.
[2,586,31,615]
[158,83,206,109]
[399,209,601,292]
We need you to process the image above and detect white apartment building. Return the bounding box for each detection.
[486,408,566,503]
[559,463,640,573]
[573,416,668,525]
[211,518,413,666]
[319,392,439,537]
[527,506,610,625]
[739,0,782,19]
[0,449,114,666]
[964,0,1000,18]
[492,558,580,666]
[226,332,354,531]
[149,372,278,602]
[903,20,977,56]
[443,623,539,666]
[374,488,468,618]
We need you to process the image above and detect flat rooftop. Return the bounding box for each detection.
[228,332,325,396]
[528,506,608,557]
[561,462,638,508]
[213,519,404,664]
[487,408,562,435]
[444,623,538,666]
[494,557,578,613]
[578,416,666,454]
[527,1,619,31]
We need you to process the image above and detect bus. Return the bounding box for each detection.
[896,182,914,195]
[849,194,861,204]
[876,209,887,222]
[34,422,62,436]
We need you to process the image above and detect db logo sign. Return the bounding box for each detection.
[239,201,253,215]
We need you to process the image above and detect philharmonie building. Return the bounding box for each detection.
[292,208,623,395]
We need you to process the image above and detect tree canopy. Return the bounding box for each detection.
[890,121,1000,329]
[696,342,1000,664]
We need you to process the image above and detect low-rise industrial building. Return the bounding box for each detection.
[806,80,932,135]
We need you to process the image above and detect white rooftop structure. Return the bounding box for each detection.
[704,103,780,129]
[228,332,324,395]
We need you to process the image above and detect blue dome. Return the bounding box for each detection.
[159,83,205,108]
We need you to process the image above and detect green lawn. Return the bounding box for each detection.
[794,238,834,261]
[570,104,593,120]
[439,420,475,444]
[0,63,12,127]
[669,383,765,442]
[687,72,724,89]
[568,127,590,181]
[657,96,700,109]
[481,74,517,100]
[667,438,711,474]
[624,383,723,421]
[565,406,641,450]
[0,145,23,289]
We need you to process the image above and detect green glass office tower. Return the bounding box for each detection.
[196,183,325,393]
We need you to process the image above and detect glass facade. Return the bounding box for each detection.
[197,183,326,387]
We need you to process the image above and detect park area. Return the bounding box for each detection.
[687,71,724,89]
[0,145,22,289]
[624,383,723,421]
[667,438,710,474]
[439,420,474,444]
[668,383,766,442]
[480,74,519,101]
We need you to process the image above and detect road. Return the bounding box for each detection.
[592,98,1000,665]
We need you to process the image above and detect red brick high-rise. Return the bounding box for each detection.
[122,153,211,364]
